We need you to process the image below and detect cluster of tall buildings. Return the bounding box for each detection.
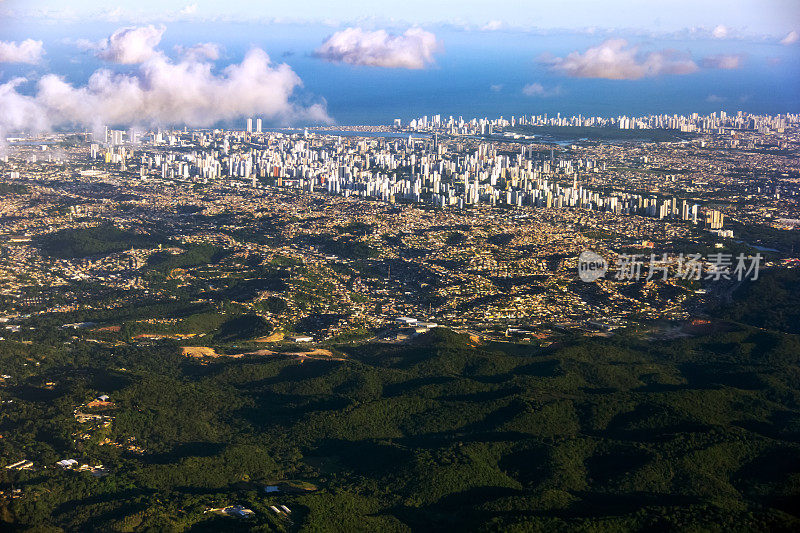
[101,127,141,146]
[245,118,263,134]
[407,111,797,135]
[95,126,730,230]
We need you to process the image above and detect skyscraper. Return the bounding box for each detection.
[256,118,262,134]
[246,118,253,133]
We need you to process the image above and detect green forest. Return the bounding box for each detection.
[0,312,799,531]
[35,225,166,259]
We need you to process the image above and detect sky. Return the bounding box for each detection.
[0,0,798,130]
[3,0,799,34]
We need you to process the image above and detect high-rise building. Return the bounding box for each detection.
[704,209,725,230]
[110,130,124,146]
[246,118,253,133]
[256,118,262,134]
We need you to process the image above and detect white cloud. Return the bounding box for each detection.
[93,25,166,64]
[0,78,51,134]
[180,4,198,16]
[706,94,726,102]
[701,54,744,69]
[0,47,331,137]
[542,39,698,80]
[490,83,503,92]
[314,27,440,69]
[175,42,221,61]
[0,39,44,64]
[482,20,503,31]
[711,25,728,39]
[521,82,562,97]
[780,30,798,45]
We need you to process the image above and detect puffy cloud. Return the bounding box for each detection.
[180,4,198,16]
[0,47,331,137]
[175,42,221,61]
[711,25,728,39]
[542,39,698,80]
[0,39,44,64]
[780,30,798,45]
[0,78,51,133]
[701,54,744,69]
[314,27,440,69]
[93,25,166,64]
[489,83,503,92]
[521,82,562,97]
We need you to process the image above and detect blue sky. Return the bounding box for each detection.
[1,0,799,35]
[0,0,800,35]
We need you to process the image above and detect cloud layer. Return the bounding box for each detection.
[0,39,44,64]
[542,39,698,80]
[314,27,439,69]
[1,28,331,136]
[701,54,744,69]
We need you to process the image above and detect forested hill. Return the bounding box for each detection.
[1,319,799,531]
[718,267,800,335]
